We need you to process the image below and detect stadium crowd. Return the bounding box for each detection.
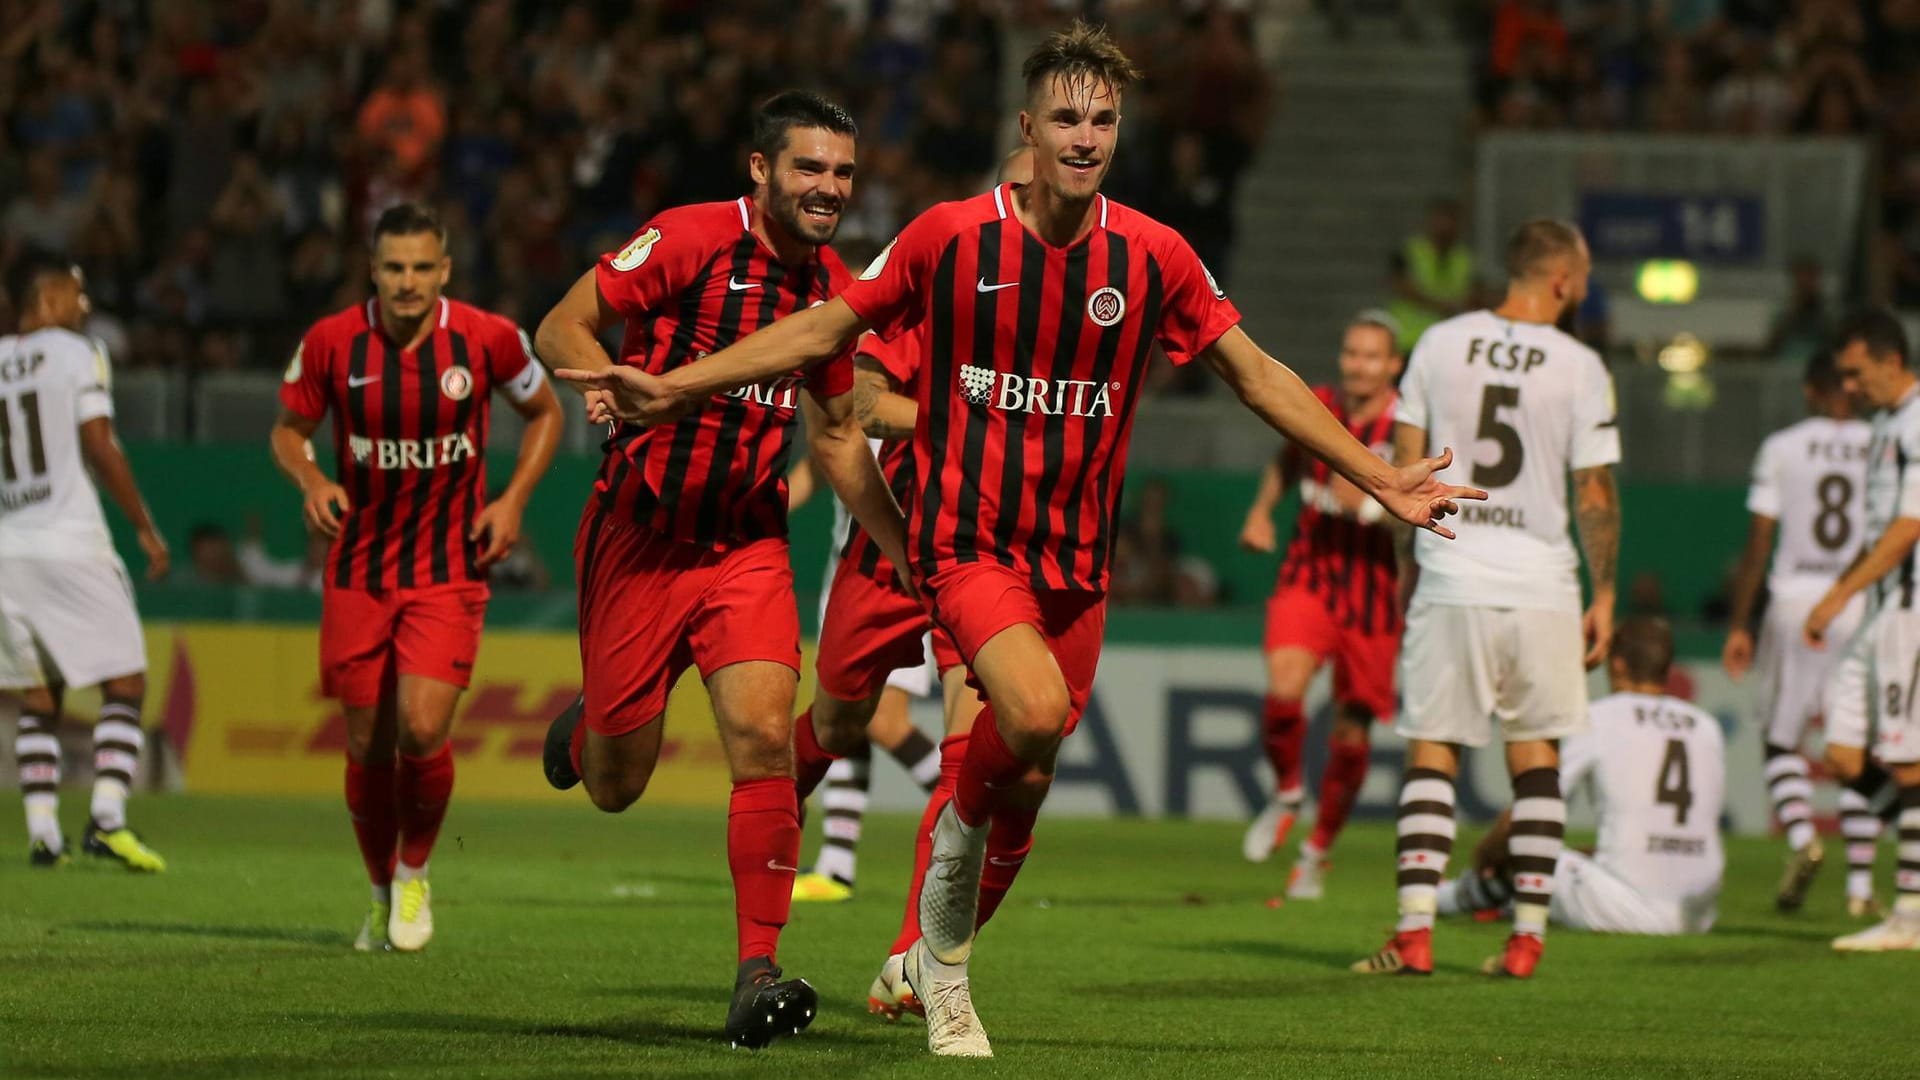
[0,0,1265,381]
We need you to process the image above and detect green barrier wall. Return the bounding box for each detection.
[114,443,1745,648]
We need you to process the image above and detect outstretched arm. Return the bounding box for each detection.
[1574,464,1620,668]
[1722,513,1777,678]
[557,298,872,427]
[1203,326,1484,537]
[79,418,168,580]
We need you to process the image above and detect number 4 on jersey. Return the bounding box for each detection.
[1655,738,1693,826]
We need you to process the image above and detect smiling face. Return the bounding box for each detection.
[751,125,856,247]
[1020,72,1121,204]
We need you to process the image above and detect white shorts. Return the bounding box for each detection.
[1824,612,1876,753]
[816,560,936,699]
[1550,851,1714,936]
[1755,589,1863,749]
[0,556,147,690]
[1867,606,1920,765]
[1397,601,1589,748]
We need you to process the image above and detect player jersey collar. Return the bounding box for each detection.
[738,194,825,270]
[364,297,450,345]
[995,183,1109,252]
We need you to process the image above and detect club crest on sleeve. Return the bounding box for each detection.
[441,365,474,401]
[1087,286,1126,327]
[611,228,661,272]
[283,343,303,384]
[860,238,898,281]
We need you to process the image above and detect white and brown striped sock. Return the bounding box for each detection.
[17,711,62,849]
[1395,767,1455,933]
[1509,767,1566,938]
[90,698,143,832]
[1896,785,1920,917]
[1764,745,1817,852]
[1838,783,1884,902]
[813,744,872,887]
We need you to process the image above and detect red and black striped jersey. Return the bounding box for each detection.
[1275,386,1401,634]
[592,198,855,548]
[280,297,545,591]
[840,185,1241,592]
[838,322,925,583]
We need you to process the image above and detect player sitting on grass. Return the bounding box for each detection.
[1437,616,1725,937]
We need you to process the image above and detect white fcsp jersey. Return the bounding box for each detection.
[1862,388,1920,614]
[1398,311,1621,612]
[0,328,117,562]
[1564,692,1725,905]
[1745,416,1870,601]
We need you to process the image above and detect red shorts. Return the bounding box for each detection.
[1263,584,1399,721]
[920,561,1106,736]
[815,559,962,702]
[575,507,800,737]
[320,581,489,707]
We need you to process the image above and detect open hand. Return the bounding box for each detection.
[1373,447,1486,540]
[554,367,693,427]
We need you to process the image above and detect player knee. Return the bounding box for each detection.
[1331,710,1372,746]
[397,711,452,756]
[812,697,875,757]
[998,681,1070,748]
[344,706,395,764]
[586,774,647,813]
[99,673,145,703]
[1825,746,1864,783]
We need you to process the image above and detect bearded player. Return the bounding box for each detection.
[533,91,909,1049]
[1238,309,1404,900]
[559,24,1480,1057]
[270,202,565,953]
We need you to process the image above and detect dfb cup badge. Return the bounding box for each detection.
[1087,286,1126,327]
[440,366,474,401]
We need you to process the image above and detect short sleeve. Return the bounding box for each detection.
[594,217,708,322]
[806,348,855,400]
[1899,423,1920,519]
[1395,341,1431,431]
[277,329,330,422]
[1570,353,1622,470]
[1152,235,1241,366]
[72,336,114,424]
[493,321,548,404]
[838,207,950,341]
[1745,435,1782,519]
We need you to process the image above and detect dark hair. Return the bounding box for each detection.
[1611,615,1675,684]
[1348,308,1403,352]
[7,250,77,316]
[370,202,446,247]
[1021,19,1144,102]
[1836,305,1910,368]
[750,90,858,163]
[1804,350,1843,393]
[1504,219,1584,281]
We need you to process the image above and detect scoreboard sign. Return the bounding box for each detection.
[1578,192,1765,264]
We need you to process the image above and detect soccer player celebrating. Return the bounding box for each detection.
[270,203,564,954]
[533,92,909,1049]
[1,254,170,871]
[1439,616,1726,936]
[1238,309,1404,899]
[1355,220,1621,980]
[1805,309,1920,951]
[1720,353,1868,912]
[559,24,1481,1056]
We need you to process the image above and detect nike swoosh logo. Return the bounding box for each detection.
[987,856,1025,867]
[347,375,380,388]
[728,277,760,292]
[767,859,799,873]
[976,278,1018,293]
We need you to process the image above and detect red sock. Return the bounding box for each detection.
[728,776,800,963]
[1307,737,1372,853]
[953,705,1028,827]
[976,803,1037,929]
[891,733,967,956]
[345,755,399,886]
[1261,697,1306,796]
[792,707,837,801]
[396,744,456,869]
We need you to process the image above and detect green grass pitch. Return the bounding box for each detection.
[1,795,1912,1079]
